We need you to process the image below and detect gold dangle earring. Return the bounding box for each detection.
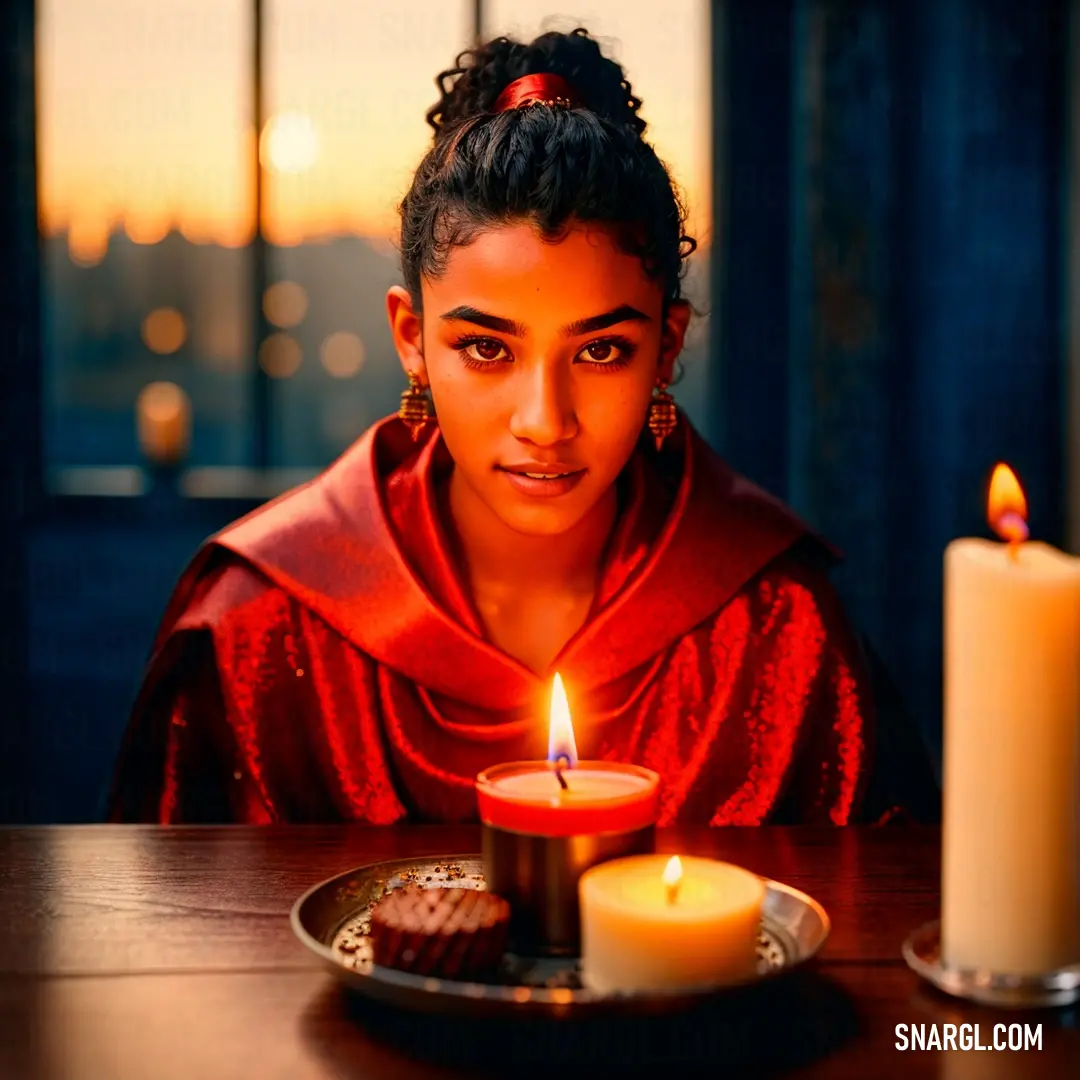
[647,379,678,450]
[398,371,433,441]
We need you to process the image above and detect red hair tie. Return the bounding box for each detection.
[493,73,582,112]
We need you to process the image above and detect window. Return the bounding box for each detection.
[263,0,473,467]
[37,0,713,492]
[38,0,254,481]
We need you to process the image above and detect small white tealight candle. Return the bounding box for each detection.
[579,854,765,993]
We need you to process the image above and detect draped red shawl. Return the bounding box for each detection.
[108,416,874,825]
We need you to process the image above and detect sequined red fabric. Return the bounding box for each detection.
[107,417,874,825]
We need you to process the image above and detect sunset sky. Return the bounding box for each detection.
[38,0,710,265]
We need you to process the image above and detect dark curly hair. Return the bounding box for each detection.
[398,28,697,313]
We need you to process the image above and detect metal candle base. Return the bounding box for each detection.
[482,821,656,956]
[903,920,1080,1009]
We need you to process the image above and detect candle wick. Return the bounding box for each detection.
[553,755,570,791]
[1008,540,1020,563]
[665,882,679,906]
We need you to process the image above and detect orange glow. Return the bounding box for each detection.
[135,381,191,464]
[258,332,302,378]
[141,307,187,354]
[987,463,1030,544]
[547,673,578,768]
[263,281,308,328]
[137,381,187,424]
[125,211,170,246]
[320,331,366,378]
[67,217,110,267]
[260,112,318,174]
[37,1,710,253]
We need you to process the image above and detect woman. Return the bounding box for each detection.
[109,29,911,826]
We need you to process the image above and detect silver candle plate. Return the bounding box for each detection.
[291,854,831,1018]
[903,920,1080,1009]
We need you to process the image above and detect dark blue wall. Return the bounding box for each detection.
[718,0,1068,776]
[24,520,218,821]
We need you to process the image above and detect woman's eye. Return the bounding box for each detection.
[463,339,509,363]
[578,340,625,364]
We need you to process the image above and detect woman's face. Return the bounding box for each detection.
[387,221,689,537]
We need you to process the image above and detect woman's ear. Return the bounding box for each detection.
[386,285,428,381]
[658,300,691,384]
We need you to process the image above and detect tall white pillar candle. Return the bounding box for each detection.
[942,464,1080,974]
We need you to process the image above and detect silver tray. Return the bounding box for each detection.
[903,920,1080,1009]
[291,853,830,1017]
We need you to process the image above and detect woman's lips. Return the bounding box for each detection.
[496,464,587,499]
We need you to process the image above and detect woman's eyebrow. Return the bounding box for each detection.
[438,304,651,338]
[439,306,526,336]
[561,305,652,336]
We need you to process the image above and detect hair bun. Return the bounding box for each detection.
[427,28,646,138]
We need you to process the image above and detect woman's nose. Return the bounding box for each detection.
[507,363,578,447]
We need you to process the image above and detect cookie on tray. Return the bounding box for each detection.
[369,885,510,979]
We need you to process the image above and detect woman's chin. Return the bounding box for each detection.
[492,497,598,539]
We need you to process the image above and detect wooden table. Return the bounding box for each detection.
[0,826,1076,1078]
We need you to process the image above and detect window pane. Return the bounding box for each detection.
[484,2,714,440]
[263,0,474,468]
[38,0,253,470]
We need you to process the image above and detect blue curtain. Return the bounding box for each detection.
[715,0,1068,772]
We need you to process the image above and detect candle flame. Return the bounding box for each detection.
[987,463,1029,543]
[546,673,578,769]
[662,855,682,905]
[662,856,683,888]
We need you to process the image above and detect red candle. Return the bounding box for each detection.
[476,674,661,838]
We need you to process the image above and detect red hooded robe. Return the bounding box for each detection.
[108,416,874,825]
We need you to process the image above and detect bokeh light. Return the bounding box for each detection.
[259,332,302,378]
[194,310,247,371]
[135,380,191,464]
[67,218,110,267]
[260,111,318,174]
[141,307,188,354]
[124,210,170,246]
[319,331,365,378]
[263,280,309,328]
